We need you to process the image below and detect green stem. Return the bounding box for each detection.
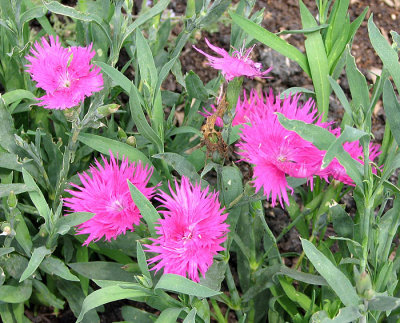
[225,265,243,319]
[210,299,227,323]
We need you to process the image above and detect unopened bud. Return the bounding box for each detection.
[97,104,120,117]
[126,136,136,147]
[1,225,11,236]
[7,191,17,208]
[355,270,374,299]
[118,127,127,140]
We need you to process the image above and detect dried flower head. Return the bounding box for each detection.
[237,91,329,207]
[64,153,156,245]
[146,176,229,282]
[25,35,103,110]
[193,38,272,82]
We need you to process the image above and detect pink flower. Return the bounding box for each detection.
[322,129,381,185]
[25,35,103,110]
[64,153,157,245]
[193,38,272,82]
[146,176,229,282]
[237,91,329,207]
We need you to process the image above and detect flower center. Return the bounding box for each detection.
[110,199,125,212]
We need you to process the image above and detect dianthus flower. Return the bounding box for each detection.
[25,35,103,110]
[146,176,229,282]
[64,153,157,245]
[237,91,329,207]
[321,129,381,185]
[193,38,272,82]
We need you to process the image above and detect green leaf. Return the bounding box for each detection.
[368,295,400,311]
[183,308,197,323]
[368,15,400,91]
[155,308,183,323]
[58,281,100,322]
[280,87,315,99]
[0,97,16,152]
[299,0,330,118]
[153,152,208,187]
[13,210,33,256]
[96,61,132,93]
[69,262,136,282]
[40,256,79,281]
[328,75,353,121]
[128,180,160,237]
[19,246,51,282]
[383,80,400,146]
[77,132,161,184]
[32,279,64,309]
[301,239,359,306]
[22,168,51,226]
[77,285,152,322]
[2,90,35,106]
[136,242,151,281]
[278,265,327,286]
[54,212,95,235]
[121,0,170,46]
[129,85,163,152]
[185,71,209,101]
[0,280,32,303]
[330,204,354,239]
[346,49,369,112]
[167,126,202,138]
[279,277,316,312]
[220,166,243,206]
[230,12,310,76]
[0,183,30,197]
[20,6,47,26]
[0,247,14,257]
[155,274,221,298]
[43,1,111,45]
[0,153,22,171]
[276,24,329,35]
[136,29,158,89]
[121,306,155,323]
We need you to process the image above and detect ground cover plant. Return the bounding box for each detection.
[1,0,400,322]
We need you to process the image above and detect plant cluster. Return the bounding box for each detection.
[1,0,400,322]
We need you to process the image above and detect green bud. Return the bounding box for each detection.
[126,136,136,147]
[118,127,127,140]
[185,0,195,18]
[0,224,11,236]
[97,104,120,117]
[7,191,17,209]
[355,268,374,299]
[135,275,152,288]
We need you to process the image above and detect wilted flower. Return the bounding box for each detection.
[25,35,103,110]
[193,38,272,82]
[64,153,156,245]
[237,91,329,207]
[146,176,229,282]
[322,129,381,185]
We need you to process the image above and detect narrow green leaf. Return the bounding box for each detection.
[77,132,161,184]
[121,306,155,323]
[2,90,35,106]
[136,29,158,89]
[155,274,221,298]
[230,12,311,76]
[368,295,400,311]
[276,24,328,35]
[155,308,183,323]
[368,15,400,91]
[55,212,94,235]
[153,152,207,187]
[346,49,369,112]
[40,256,79,281]
[129,85,163,151]
[0,247,14,257]
[301,239,359,306]
[185,71,209,101]
[77,285,152,322]
[22,168,51,226]
[122,0,170,45]
[32,279,64,309]
[96,61,132,93]
[128,180,159,237]
[278,265,327,286]
[280,87,315,99]
[0,97,16,152]
[383,80,400,146]
[183,308,197,323]
[137,242,151,281]
[328,75,353,121]
[279,277,316,312]
[0,183,30,197]
[19,246,51,282]
[69,262,136,282]
[299,0,330,118]
[168,126,202,138]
